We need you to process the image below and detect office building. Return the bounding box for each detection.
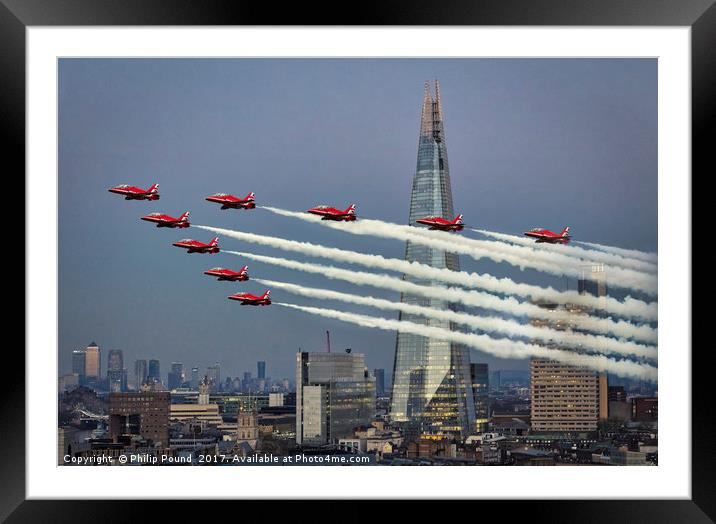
[529,265,611,433]
[84,342,101,382]
[296,350,375,445]
[390,80,475,439]
[470,363,490,433]
[108,391,170,447]
[190,367,200,390]
[71,349,86,380]
[168,362,185,390]
[207,364,221,392]
[578,264,608,310]
[169,403,223,426]
[531,360,603,433]
[147,359,161,383]
[107,349,126,392]
[257,361,266,380]
[373,368,386,397]
[134,359,148,390]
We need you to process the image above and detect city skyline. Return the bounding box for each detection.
[59,58,657,380]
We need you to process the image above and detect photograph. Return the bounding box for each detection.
[56,57,659,468]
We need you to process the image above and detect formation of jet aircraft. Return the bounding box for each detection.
[114,183,574,312]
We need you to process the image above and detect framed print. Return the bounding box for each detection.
[5,0,711,520]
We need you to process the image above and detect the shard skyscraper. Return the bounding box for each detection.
[389,81,476,439]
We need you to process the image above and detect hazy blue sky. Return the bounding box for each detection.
[58,58,657,382]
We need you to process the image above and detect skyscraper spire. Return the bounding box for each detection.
[420,81,434,137]
[434,79,443,117]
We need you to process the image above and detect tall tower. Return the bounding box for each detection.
[84,342,101,382]
[390,81,475,439]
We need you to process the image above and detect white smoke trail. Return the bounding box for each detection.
[472,229,658,274]
[574,240,658,264]
[224,249,658,344]
[275,302,657,381]
[260,206,658,295]
[194,224,657,322]
[255,278,657,360]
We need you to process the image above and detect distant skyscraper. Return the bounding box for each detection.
[296,351,375,445]
[470,363,490,433]
[207,363,221,392]
[107,349,125,392]
[147,359,161,382]
[390,80,475,439]
[257,361,266,380]
[84,342,101,382]
[373,368,386,397]
[168,362,185,390]
[578,264,608,312]
[134,359,148,390]
[72,349,86,379]
[190,367,200,390]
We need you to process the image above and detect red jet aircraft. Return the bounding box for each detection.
[415,214,465,232]
[140,211,190,228]
[108,183,160,200]
[172,236,219,254]
[204,266,249,281]
[228,290,271,306]
[205,192,256,210]
[306,203,357,221]
[524,226,571,244]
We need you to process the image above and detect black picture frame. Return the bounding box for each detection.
[4,0,709,521]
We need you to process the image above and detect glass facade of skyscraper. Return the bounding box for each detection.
[390,81,475,438]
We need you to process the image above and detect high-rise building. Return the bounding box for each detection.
[470,363,490,433]
[107,349,126,392]
[257,361,266,380]
[190,367,200,390]
[373,368,386,397]
[242,371,252,393]
[390,80,475,439]
[72,349,86,380]
[147,359,161,383]
[168,362,185,390]
[207,364,221,392]
[296,350,376,445]
[531,360,602,433]
[108,391,170,447]
[578,264,608,310]
[530,271,609,434]
[84,342,101,382]
[134,359,148,390]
